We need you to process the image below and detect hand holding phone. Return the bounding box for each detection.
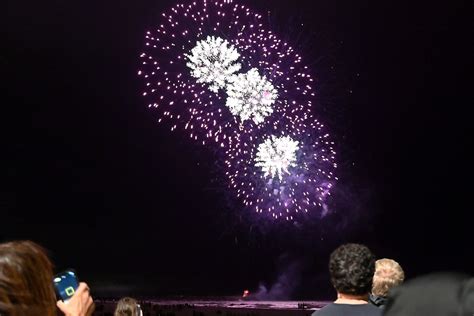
[56,283,95,316]
[53,270,94,316]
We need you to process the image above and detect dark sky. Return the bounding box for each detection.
[2,0,472,300]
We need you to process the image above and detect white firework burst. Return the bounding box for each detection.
[186,36,241,93]
[225,68,277,124]
[255,135,299,180]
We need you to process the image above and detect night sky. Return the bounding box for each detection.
[2,0,472,300]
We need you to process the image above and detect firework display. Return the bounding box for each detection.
[138,0,337,220]
[224,118,337,220]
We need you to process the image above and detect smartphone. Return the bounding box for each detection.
[53,269,80,302]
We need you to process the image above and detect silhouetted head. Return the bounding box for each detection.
[384,273,474,316]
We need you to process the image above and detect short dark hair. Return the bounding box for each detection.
[329,243,376,295]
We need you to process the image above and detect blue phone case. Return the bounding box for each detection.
[53,270,79,301]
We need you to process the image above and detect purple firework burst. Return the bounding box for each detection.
[138,0,317,148]
[224,116,337,221]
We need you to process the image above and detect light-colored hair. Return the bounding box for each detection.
[114,297,139,316]
[372,258,405,297]
[0,241,57,316]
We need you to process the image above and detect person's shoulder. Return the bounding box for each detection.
[362,303,383,315]
[312,303,382,316]
[355,303,382,315]
[311,303,339,315]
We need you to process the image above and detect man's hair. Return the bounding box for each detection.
[115,297,139,316]
[372,258,405,297]
[0,241,57,316]
[329,243,376,295]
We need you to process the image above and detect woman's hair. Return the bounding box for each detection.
[114,297,139,316]
[329,243,376,295]
[372,258,405,297]
[0,240,57,316]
